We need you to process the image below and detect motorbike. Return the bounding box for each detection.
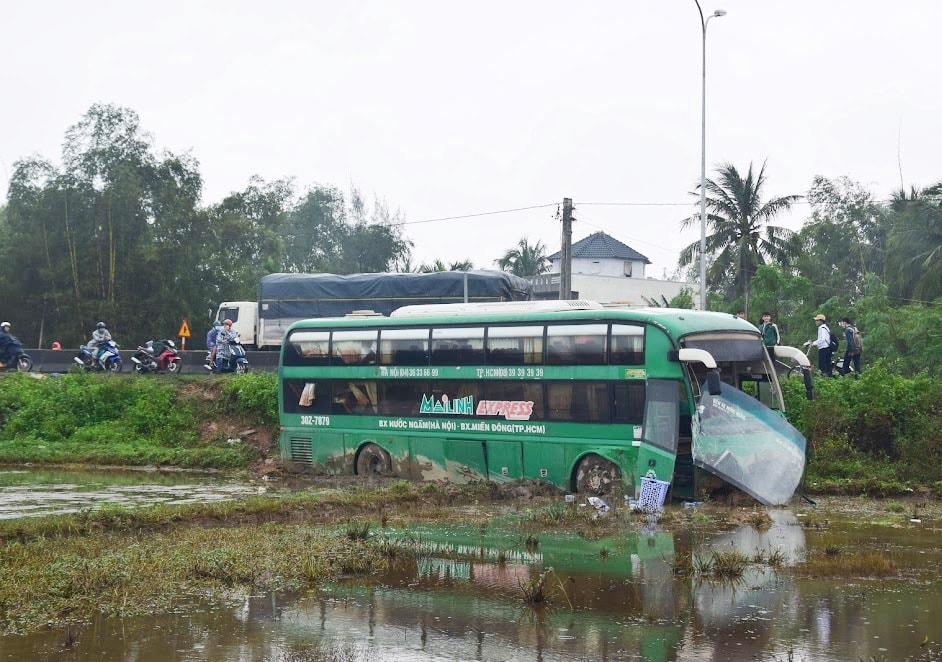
[131,339,182,374]
[74,339,123,373]
[0,335,33,372]
[213,336,249,374]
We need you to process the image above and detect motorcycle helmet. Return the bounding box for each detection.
[223,319,233,326]
[96,321,107,329]
[213,320,222,328]
[0,322,9,330]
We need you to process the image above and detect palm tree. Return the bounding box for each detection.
[886,181,942,301]
[495,238,550,277]
[449,259,475,271]
[679,161,801,313]
[418,258,476,272]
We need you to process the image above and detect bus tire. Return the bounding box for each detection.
[356,443,392,477]
[575,455,621,496]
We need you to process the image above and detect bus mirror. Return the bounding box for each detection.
[706,371,722,395]
[677,348,718,370]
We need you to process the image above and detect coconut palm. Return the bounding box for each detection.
[418,258,475,272]
[886,181,942,301]
[495,238,550,277]
[679,161,801,313]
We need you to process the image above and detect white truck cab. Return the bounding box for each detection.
[215,302,258,350]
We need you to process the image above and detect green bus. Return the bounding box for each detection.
[278,301,811,505]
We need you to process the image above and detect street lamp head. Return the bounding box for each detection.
[713,9,727,17]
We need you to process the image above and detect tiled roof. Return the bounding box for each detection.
[548,231,651,264]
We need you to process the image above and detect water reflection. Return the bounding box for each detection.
[3,509,940,661]
[0,468,256,519]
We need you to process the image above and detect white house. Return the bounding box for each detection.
[530,231,698,307]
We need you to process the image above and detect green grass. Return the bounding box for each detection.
[0,372,274,469]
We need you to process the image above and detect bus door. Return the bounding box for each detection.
[635,379,680,488]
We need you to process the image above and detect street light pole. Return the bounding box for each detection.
[696,2,726,310]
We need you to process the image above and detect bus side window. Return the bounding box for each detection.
[378,380,427,416]
[547,338,573,365]
[284,330,330,366]
[486,325,543,365]
[485,381,546,420]
[548,382,608,421]
[283,379,330,414]
[547,323,607,365]
[611,324,644,365]
[332,381,378,415]
[612,381,645,424]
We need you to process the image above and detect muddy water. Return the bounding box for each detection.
[3,508,939,660]
[0,467,258,519]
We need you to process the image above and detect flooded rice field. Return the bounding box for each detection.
[2,494,939,661]
[0,467,258,519]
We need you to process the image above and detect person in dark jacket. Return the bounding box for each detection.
[758,311,780,350]
[838,316,862,376]
[0,322,12,365]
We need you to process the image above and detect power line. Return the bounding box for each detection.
[393,202,558,227]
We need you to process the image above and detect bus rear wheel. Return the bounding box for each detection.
[356,443,392,477]
[575,455,621,496]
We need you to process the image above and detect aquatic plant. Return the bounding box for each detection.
[797,550,898,577]
[517,567,572,609]
[344,521,371,541]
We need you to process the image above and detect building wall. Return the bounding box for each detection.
[529,273,699,309]
[549,257,646,279]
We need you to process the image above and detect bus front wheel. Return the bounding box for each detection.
[356,443,392,477]
[575,455,621,496]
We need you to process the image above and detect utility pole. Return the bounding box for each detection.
[560,198,573,300]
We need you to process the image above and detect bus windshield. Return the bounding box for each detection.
[692,382,806,505]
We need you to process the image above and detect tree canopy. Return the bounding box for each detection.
[0,104,411,347]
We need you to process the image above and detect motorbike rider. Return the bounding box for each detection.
[214,319,236,373]
[86,321,114,363]
[206,320,222,368]
[0,322,13,365]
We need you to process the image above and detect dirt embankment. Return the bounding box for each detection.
[176,378,283,476]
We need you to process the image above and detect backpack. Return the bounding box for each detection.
[825,325,839,352]
[849,326,863,354]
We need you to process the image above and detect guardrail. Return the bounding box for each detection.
[22,349,279,374]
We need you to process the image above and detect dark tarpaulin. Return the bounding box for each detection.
[258,271,532,319]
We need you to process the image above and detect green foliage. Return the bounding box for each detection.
[218,373,278,425]
[495,237,551,276]
[783,367,942,490]
[0,373,257,468]
[668,287,695,309]
[886,182,942,302]
[1,106,412,350]
[679,161,801,306]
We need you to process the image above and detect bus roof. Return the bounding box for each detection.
[286,303,759,341]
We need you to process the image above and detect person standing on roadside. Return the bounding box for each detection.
[804,314,835,377]
[758,311,780,350]
[838,317,862,376]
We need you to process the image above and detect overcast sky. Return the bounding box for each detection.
[2,1,940,277]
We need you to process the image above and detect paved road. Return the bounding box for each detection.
[20,349,279,374]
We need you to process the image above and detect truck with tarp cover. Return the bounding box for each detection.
[215,271,532,349]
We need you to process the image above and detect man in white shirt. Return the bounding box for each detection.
[804,314,835,377]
